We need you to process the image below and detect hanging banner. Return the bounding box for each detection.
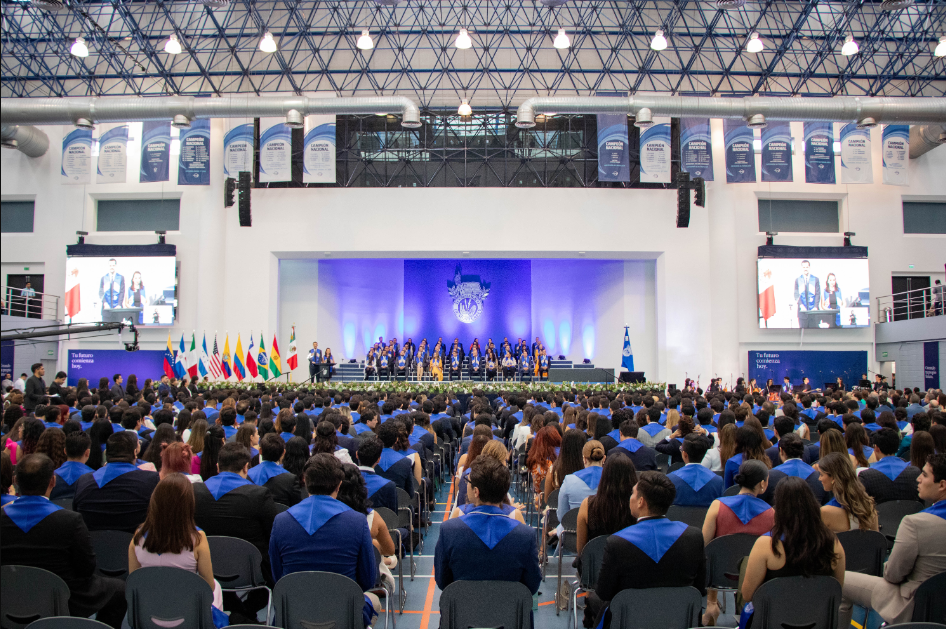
[259,117,292,183]
[925,341,940,391]
[224,121,254,179]
[61,127,92,185]
[96,124,128,184]
[302,115,336,184]
[724,119,756,183]
[839,123,873,184]
[140,121,171,183]
[882,125,910,186]
[680,118,713,181]
[804,122,836,184]
[596,113,630,182]
[761,122,793,183]
[178,119,211,185]
[639,117,671,183]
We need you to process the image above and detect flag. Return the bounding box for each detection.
[759,266,777,323]
[198,333,211,378]
[287,326,298,371]
[209,334,223,379]
[163,334,176,379]
[270,334,282,378]
[221,334,233,380]
[175,334,187,378]
[234,335,246,382]
[65,263,81,319]
[246,334,259,379]
[187,333,199,378]
[622,326,635,372]
[257,334,269,380]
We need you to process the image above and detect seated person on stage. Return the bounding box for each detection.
[73,431,160,533]
[248,433,303,507]
[449,349,461,381]
[485,353,498,381]
[857,427,921,504]
[356,435,399,513]
[668,433,724,507]
[1,454,127,628]
[817,452,879,533]
[379,352,390,380]
[51,430,95,500]
[839,453,946,626]
[374,421,417,497]
[586,471,706,629]
[434,456,541,594]
[396,350,407,379]
[430,353,444,382]
[468,349,482,381]
[538,349,550,381]
[766,432,827,504]
[269,454,379,628]
[501,351,516,380]
[364,349,376,380]
[610,419,658,472]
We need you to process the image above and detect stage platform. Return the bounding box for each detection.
[324,359,614,384]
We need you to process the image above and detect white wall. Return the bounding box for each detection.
[2,120,944,385]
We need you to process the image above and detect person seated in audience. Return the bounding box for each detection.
[839,453,946,626]
[337,462,399,589]
[609,419,658,472]
[73,431,160,533]
[739,477,846,627]
[910,430,935,471]
[817,452,879,532]
[1,454,128,628]
[159,441,202,483]
[575,454,637,579]
[668,433,724,507]
[634,407,670,448]
[1,451,14,505]
[655,414,703,466]
[766,433,826,504]
[454,434,490,507]
[546,429,590,507]
[356,435,399,513]
[527,425,562,509]
[724,424,772,488]
[374,420,417,497]
[51,430,94,500]
[764,416,797,467]
[557,439,606,522]
[248,433,302,507]
[450,440,525,521]
[701,422,736,472]
[434,456,541,595]
[269,453,379,627]
[128,474,228,625]
[857,427,921,504]
[586,471,706,629]
[701,460,776,626]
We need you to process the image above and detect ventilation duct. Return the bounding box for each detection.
[909,124,946,159]
[31,0,67,11]
[881,0,914,9]
[716,0,747,9]
[0,124,51,157]
[200,0,230,8]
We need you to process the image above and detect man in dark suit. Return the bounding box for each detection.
[766,433,827,504]
[356,436,398,513]
[98,258,125,315]
[109,374,125,401]
[374,421,417,498]
[588,471,706,629]
[765,417,798,468]
[51,431,95,500]
[609,419,658,472]
[24,362,46,413]
[668,434,724,507]
[248,434,303,507]
[793,259,821,327]
[435,456,541,594]
[858,428,921,504]
[73,431,160,533]
[1,454,127,628]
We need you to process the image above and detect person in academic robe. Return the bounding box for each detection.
[365,348,377,381]
[415,345,429,380]
[485,350,498,381]
[355,436,399,513]
[396,350,408,381]
[379,351,391,382]
[468,348,482,381]
[587,471,706,629]
[1,454,128,628]
[501,351,516,381]
[308,342,323,383]
[609,419,658,472]
[538,349,550,381]
[430,352,444,382]
[323,349,335,382]
[374,422,416,498]
[667,434,724,507]
[434,456,541,594]
[857,428,921,504]
[51,431,95,500]
[248,434,303,507]
[766,433,827,504]
[518,350,531,380]
[449,349,462,381]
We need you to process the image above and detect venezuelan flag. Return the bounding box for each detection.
[163,334,176,379]
[234,334,246,382]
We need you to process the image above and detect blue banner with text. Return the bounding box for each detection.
[67,349,166,387]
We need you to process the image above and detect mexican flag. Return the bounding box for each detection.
[759,266,777,324]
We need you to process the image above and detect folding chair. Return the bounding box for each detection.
[666,505,709,529]
[207,536,273,623]
[668,461,685,473]
[750,575,842,629]
[910,571,946,623]
[541,495,560,579]
[883,624,946,629]
[877,500,925,545]
[371,546,395,629]
[375,506,407,613]
[125,566,217,629]
[25,619,112,629]
[568,535,609,629]
[1,566,70,629]
[705,533,759,614]
[395,487,418,572]
[556,507,581,614]
[89,530,133,580]
[439,580,532,629]
[50,498,73,510]
[837,529,888,576]
[609,586,702,628]
[724,484,742,496]
[273,571,368,629]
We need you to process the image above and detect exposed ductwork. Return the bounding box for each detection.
[909,124,946,159]
[0,124,51,157]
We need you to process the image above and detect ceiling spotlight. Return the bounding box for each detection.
[634,107,654,128]
[746,32,764,53]
[164,34,182,55]
[455,28,472,49]
[554,28,571,49]
[458,99,472,117]
[70,37,89,57]
[935,36,946,58]
[259,32,277,53]
[356,30,374,50]
[650,29,668,51]
[841,35,859,56]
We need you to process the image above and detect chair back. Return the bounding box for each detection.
[577,535,609,590]
[705,533,759,589]
[51,498,73,510]
[273,571,366,629]
[668,461,685,473]
[125,566,216,629]
[395,488,413,527]
[560,508,580,554]
[666,505,709,529]
[546,487,560,510]
[836,530,888,577]
[25,618,112,629]
[609,586,702,628]
[724,484,742,496]
[910,571,946,623]
[207,536,267,589]
[374,506,400,532]
[90,530,133,580]
[1,566,70,629]
[274,502,289,513]
[751,575,841,629]
[439,580,532,629]
[876,500,924,540]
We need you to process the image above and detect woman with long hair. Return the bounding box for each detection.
[724,425,771,488]
[665,409,681,432]
[555,439,606,539]
[312,420,352,464]
[128,474,225,621]
[141,424,177,472]
[744,416,773,450]
[821,272,844,326]
[282,436,310,486]
[35,429,67,469]
[3,414,25,465]
[125,374,139,399]
[454,434,491,508]
[576,454,637,558]
[929,424,946,455]
[159,442,202,482]
[845,423,872,468]
[19,418,44,458]
[97,377,110,400]
[323,349,335,381]
[274,408,293,433]
[234,425,260,463]
[175,409,192,441]
[450,441,526,521]
[293,413,313,443]
[818,452,879,532]
[198,425,226,481]
[910,431,936,469]
[186,418,208,459]
[527,425,562,509]
[703,422,737,472]
[457,426,493,474]
[336,463,397,589]
[545,428,588,499]
[817,429,848,467]
[87,420,112,470]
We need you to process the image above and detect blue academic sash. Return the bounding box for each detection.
[280,432,295,443]
[922,500,946,522]
[2,495,62,533]
[459,505,520,550]
[870,457,910,482]
[718,494,772,525]
[204,472,253,500]
[287,495,352,535]
[617,438,644,453]
[607,429,621,442]
[377,448,406,472]
[55,461,94,486]
[91,462,139,488]
[362,470,391,497]
[248,461,291,485]
[673,464,717,492]
[774,458,815,479]
[640,423,665,438]
[613,518,688,563]
[573,466,603,491]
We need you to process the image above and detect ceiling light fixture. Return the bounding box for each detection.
[554,28,571,49]
[356,30,374,50]
[164,34,182,55]
[650,29,668,51]
[458,99,472,117]
[935,36,946,58]
[70,37,89,57]
[259,32,277,53]
[746,32,764,53]
[841,35,859,56]
[455,28,472,49]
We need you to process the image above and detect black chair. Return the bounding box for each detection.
[439,580,532,629]
[51,498,73,510]
[125,566,216,629]
[89,530,133,580]
[724,484,742,497]
[1,566,70,629]
[273,571,368,629]
[609,586,702,628]
[26,619,112,629]
[556,507,580,614]
[750,575,841,629]
[666,505,709,529]
[910,571,946,623]
[375,506,407,613]
[370,546,394,629]
[705,533,759,614]
[836,529,888,576]
[206,536,272,623]
[273,502,289,513]
[541,488,560,575]
[884,624,946,629]
[668,461,685,473]
[569,535,609,629]
[876,500,925,544]
[395,487,417,576]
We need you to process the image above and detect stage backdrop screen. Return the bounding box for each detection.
[67,349,165,386]
[65,256,177,326]
[757,257,869,328]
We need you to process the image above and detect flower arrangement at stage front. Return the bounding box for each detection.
[194,380,664,395]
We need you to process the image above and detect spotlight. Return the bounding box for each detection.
[766,231,778,246]
[356,30,374,50]
[841,35,859,56]
[76,230,88,245]
[936,37,946,58]
[553,28,571,49]
[164,34,182,55]
[458,99,472,117]
[746,113,767,128]
[650,29,668,51]
[285,109,304,129]
[634,107,654,128]
[171,114,191,129]
[746,32,764,53]
[843,231,856,247]
[70,37,89,57]
[455,28,473,49]
[155,230,167,245]
[259,32,277,53]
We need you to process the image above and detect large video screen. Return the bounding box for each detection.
[65,256,177,326]
[757,257,869,328]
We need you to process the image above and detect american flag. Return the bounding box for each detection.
[209,334,223,379]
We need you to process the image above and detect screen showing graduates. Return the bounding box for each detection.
[757,257,869,329]
[64,256,178,326]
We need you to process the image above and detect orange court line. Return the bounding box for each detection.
[419,477,456,629]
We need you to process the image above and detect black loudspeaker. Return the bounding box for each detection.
[224,177,236,208]
[238,171,251,227]
[676,171,691,228]
[548,368,614,383]
[619,371,646,383]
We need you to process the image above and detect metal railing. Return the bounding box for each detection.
[875,285,945,323]
[1,285,60,320]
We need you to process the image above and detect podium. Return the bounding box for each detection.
[101,307,142,324]
[799,309,839,328]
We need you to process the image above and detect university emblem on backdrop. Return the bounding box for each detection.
[447,264,490,324]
